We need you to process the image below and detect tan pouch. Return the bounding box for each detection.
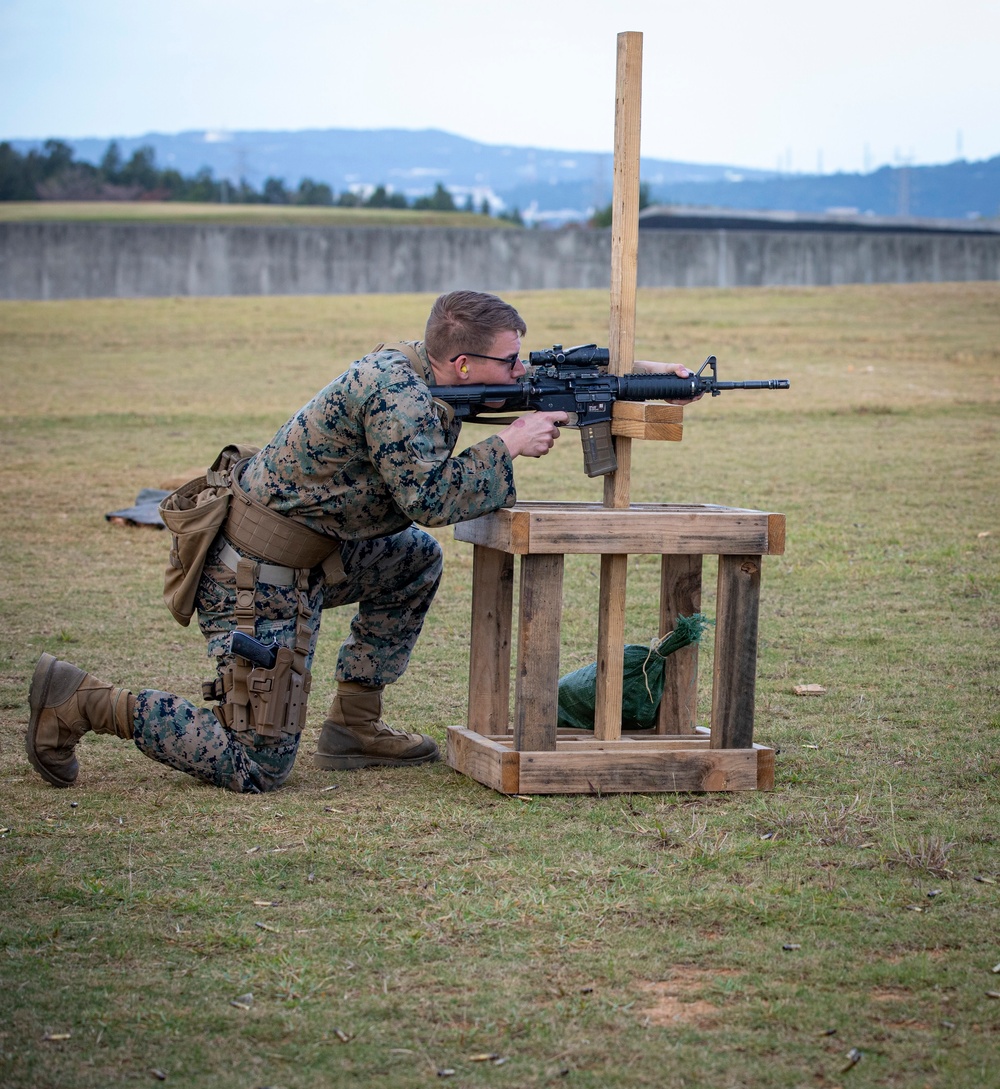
[159,444,260,626]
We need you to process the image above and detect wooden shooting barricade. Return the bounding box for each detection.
[444,33,783,794]
[445,493,784,794]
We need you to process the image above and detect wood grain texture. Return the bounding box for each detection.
[454,503,783,556]
[657,554,703,734]
[517,747,761,794]
[466,546,513,735]
[594,32,643,735]
[594,552,627,740]
[711,554,762,749]
[446,728,775,795]
[513,554,564,751]
[445,728,519,794]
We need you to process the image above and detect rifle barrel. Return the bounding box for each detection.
[715,380,790,390]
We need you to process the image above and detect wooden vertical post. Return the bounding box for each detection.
[513,554,565,751]
[657,554,703,733]
[467,546,514,735]
[710,554,762,749]
[593,30,643,741]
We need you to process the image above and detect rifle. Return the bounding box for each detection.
[433,344,790,476]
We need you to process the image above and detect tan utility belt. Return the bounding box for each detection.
[218,540,294,587]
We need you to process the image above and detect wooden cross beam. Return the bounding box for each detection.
[593,30,643,740]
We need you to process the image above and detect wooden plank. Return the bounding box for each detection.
[711,554,762,749]
[447,729,773,795]
[526,508,775,555]
[657,554,703,734]
[552,737,712,751]
[593,31,643,739]
[611,418,684,442]
[607,27,641,402]
[607,27,643,394]
[594,552,627,740]
[513,554,564,751]
[466,546,513,735]
[516,747,760,793]
[756,745,776,790]
[454,503,784,556]
[445,727,519,794]
[478,733,709,746]
[767,513,787,556]
[612,402,683,425]
[605,29,643,510]
[457,736,714,753]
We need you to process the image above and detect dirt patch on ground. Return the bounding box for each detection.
[636,966,743,1029]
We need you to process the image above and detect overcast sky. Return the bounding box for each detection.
[1,0,997,175]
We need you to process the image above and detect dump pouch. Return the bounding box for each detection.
[158,444,260,626]
[220,647,311,740]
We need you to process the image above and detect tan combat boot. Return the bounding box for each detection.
[26,653,135,788]
[314,682,439,770]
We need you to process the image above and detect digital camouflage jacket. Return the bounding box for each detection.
[239,341,516,540]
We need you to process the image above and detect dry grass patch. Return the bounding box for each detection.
[635,967,745,1029]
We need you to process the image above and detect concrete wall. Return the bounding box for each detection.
[2,221,999,300]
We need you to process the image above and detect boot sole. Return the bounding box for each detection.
[26,653,77,788]
[313,751,440,771]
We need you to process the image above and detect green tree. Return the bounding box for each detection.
[413,182,455,211]
[296,178,334,205]
[0,142,33,199]
[41,139,74,177]
[119,146,159,190]
[366,184,390,208]
[181,167,222,202]
[364,184,409,209]
[497,206,524,225]
[589,181,652,228]
[261,177,289,204]
[99,141,123,182]
[233,178,261,203]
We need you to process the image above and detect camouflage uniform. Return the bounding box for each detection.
[134,343,516,792]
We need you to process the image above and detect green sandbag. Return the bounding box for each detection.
[557,614,711,731]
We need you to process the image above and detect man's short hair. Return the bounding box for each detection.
[425,290,527,362]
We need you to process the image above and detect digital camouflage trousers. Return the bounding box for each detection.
[132,527,443,793]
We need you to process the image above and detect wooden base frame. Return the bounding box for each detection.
[447,726,776,796]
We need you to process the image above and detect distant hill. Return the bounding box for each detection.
[6,128,769,224]
[9,127,999,225]
[641,158,1000,222]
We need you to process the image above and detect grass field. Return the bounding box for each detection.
[0,200,513,229]
[1,283,998,1087]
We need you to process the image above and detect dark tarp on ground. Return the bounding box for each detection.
[105,488,170,528]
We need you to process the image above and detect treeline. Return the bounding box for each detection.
[0,139,523,219]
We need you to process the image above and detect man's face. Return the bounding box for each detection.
[461,330,525,385]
